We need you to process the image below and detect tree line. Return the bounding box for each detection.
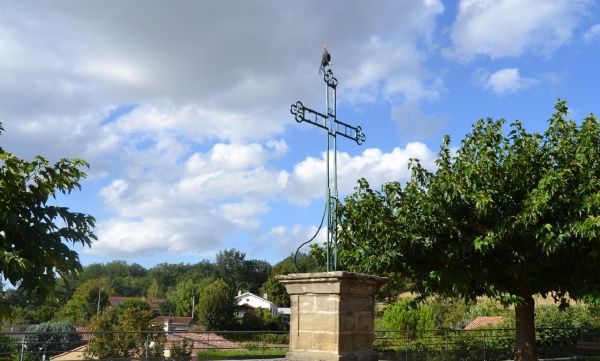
[1,249,322,326]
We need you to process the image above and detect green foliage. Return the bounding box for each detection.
[169,279,202,317]
[338,100,600,360]
[0,123,96,319]
[194,346,287,360]
[85,307,165,360]
[196,279,235,331]
[378,298,436,334]
[159,299,176,316]
[428,297,475,329]
[215,249,271,295]
[25,321,83,359]
[236,307,288,332]
[2,247,275,322]
[147,278,163,298]
[0,333,18,361]
[61,277,113,325]
[2,288,59,324]
[116,298,150,318]
[170,337,194,361]
[148,262,196,297]
[375,273,410,304]
[260,253,317,308]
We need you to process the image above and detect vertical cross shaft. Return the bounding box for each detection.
[290,70,366,271]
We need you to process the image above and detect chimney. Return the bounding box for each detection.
[164,319,172,333]
[238,290,242,296]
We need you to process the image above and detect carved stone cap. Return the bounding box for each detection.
[276,271,388,296]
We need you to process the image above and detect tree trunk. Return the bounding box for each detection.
[514,294,537,361]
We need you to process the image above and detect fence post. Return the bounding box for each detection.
[550,328,554,359]
[207,332,210,359]
[405,331,409,361]
[145,333,149,359]
[483,331,486,361]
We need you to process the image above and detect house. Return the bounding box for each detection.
[235,291,279,317]
[464,316,505,330]
[154,316,195,332]
[50,344,88,361]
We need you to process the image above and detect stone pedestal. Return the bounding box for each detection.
[277,272,387,361]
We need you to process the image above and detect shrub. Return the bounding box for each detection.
[25,321,83,359]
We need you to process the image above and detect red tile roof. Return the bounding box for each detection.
[155,316,194,325]
[74,326,93,341]
[464,316,505,330]
[166,332,244,351]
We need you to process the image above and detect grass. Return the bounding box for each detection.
[195,346,288,360]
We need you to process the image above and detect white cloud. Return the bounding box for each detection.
[584,24,600,43]
[0,1,453,263]
[285,142,437,205]
[474,68,538,95]
[344,35,444,105]
[89,139,438,258]
[444,0,591,62]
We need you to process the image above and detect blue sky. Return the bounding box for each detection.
[2,0,600,269]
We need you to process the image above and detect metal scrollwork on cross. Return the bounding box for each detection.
[290,69,366,272]
[290,101,305,123]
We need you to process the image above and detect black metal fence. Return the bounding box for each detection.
[374,327,600,361]
[1,327,600,361]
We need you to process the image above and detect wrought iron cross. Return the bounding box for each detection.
[290,69,366,271]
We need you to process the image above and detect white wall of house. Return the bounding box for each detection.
[235,291,278,316]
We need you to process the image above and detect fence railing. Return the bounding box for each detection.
[374,326,600,361]
[1,327,599,361]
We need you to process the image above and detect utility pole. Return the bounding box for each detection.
[97,283,103,314]
[290,69,365,271]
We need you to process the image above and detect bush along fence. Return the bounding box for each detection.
[374,327,600,361]
[0,327,599,361]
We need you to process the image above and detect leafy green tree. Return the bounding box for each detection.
[159,299,176,316]
[260,253,319,308]
[116,299,150,318]
[61,277,113,325]
[196,279,235,331]
[378,298,436,332]
[147,278,164,299]
[237,307,288,331]
[337,100,600,361]
[78,261,149,297]
[86,307,165,360]
[25,321,83,360]
[2,287,59,324]
[187,260,216,283]
[147,262,193,296]
[168,279,201,317]
[169,338,193,361]
[0,333,18,361]
[428,297,475,329]
[0,123,96,318]
[215,249,271,295]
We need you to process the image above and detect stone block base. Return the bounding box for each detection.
[277,272,387,361]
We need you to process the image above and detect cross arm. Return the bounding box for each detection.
[334,119,366,145]
[290,101,330,131]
